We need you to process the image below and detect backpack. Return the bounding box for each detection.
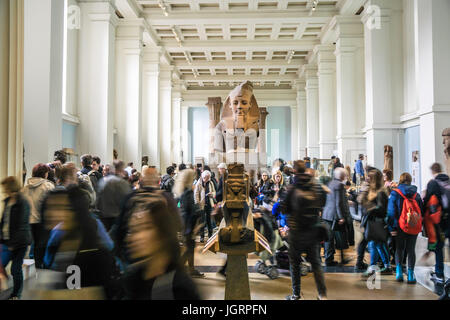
[394,189,422,235]
[436,180,450,212]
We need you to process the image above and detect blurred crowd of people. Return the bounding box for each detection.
[0,150,449,300]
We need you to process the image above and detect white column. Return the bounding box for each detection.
[172,82,182,165]
[295,81,307,160]
[416,0,450,183]
[290,106,298,161]
[334,17,366,167]
[78,0,117,165]
[316,44,337,159]
[0,0,24,181]
[304,65,320,159]
[23,0,64,177]
[362,0,404,177]
[181,105,189,164]
[115,20,143,170]
[159,65,173,171]
[142,47,160,169]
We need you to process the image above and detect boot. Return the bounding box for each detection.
[396,264,403,282]
[407,269,416,284]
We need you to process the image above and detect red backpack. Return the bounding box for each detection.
[394,189,422,235]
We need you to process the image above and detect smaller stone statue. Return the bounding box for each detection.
[383,145,393,174]
[443,128,450,175]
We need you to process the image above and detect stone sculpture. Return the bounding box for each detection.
[443,128,450,175]
[214,81,260,164]
[202,163,270,300]
[383,145,393,173]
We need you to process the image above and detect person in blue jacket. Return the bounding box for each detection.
[387,172,424,284]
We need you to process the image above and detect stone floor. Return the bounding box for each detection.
[193,243,437,300]
[0,241,440,300]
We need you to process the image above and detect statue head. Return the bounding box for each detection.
[221,81,260,130]
[443,128,450,158]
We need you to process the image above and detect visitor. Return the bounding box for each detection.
[0,176,32,300]
[160,166,175,193]
[123,184,200,300]
[53,150,67,164]
[103,164,113,177]
[80,154,100,194]
[322,168,351,266]
[111,166,180,271]
[194,170,216,243]
[22,163,55,268]
[360,169,392,278]
[96,160,132,231]
[283,160,328,300]
[271,170,285,204]
[216,163,227,203]
[423,163,450,282]
[387,172,424,283]
[41,167,118,299]
[203,165,218,191]
[92,156,104,182]
[125,162,134,177]
[355,154,365,185]
[333,157,344,170]
[175,169,204,278]
[256,170,273,208]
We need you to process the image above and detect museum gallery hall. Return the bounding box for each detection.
[0,0,449,301]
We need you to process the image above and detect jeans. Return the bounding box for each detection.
[288,239,326,297]
[368,241,390,267]
[1,245,27,298]
[394,230,417,269]
[200,206,213,240]
[435,239,445,278]
[323,220,335,263]
[353,220,368,265]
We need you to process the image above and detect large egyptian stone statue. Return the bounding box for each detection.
[443,128,450,175]
[214,81,260,155]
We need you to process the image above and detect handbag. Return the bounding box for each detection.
[364,217,388,242]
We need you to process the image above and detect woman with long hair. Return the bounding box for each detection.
[387,172,424,284]
[124,192,201,299]
[360,169,392,278]
[0,177,31,299]
[174,169,204,278]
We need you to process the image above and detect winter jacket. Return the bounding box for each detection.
[257,180,274,204]
[281,173,327,242]
[0,194,32,249]
[193,179,216,211]
[22,177,55,224]
[387,184,424,233]
[215,175,224,203]
[322,178,349,222]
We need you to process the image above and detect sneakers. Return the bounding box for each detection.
[361,269,376,279]
[285,293,302,300]
[354,262,368,272]
[380,266,393,275]
[317,294,328,300]
[396,264,404,282]
[407,269,416,284]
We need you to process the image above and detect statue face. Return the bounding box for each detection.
[230,90,252,118]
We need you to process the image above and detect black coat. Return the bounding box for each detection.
[0,194,32,249]
[180,189,199,235]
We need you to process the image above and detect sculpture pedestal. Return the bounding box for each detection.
[221,242,256,300]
